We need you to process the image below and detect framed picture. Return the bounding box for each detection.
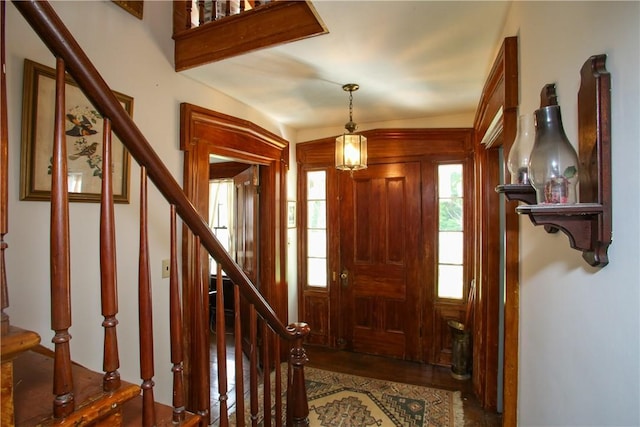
[112,1,144,19]
[20,59,133,203]
[287,201,296,228]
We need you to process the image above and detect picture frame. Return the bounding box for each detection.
[112,1,144,20]
[287,201,296,228]
[20,59,133,203]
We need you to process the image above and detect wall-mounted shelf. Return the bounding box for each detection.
[496,54,612,267]
[495,184,536,205]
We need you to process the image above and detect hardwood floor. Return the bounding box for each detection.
[209,332,501,426]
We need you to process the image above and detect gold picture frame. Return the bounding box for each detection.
[112,1,144,20]
[20,59,133,203]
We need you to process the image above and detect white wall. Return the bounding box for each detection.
[500,2,640,425]
[5,1,293,405]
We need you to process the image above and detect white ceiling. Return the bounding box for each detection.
[181,1,512,132]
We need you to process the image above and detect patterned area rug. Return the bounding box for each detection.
[231,366,464,426]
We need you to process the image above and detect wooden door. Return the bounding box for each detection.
[234,165,258,281]
[234,165,259,353]
[339,162,422,361]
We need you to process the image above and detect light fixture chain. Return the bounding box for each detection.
[349,90,353,123]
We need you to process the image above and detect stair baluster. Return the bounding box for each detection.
[215,263,230,427]
[233,284,246,426]
[169,205,187,422]
[50,56,75,419]
[0,0,9,337]
[100,117,122,393]
[138,166,157,426]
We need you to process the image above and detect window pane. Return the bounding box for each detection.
[437,163,464,300]
[307,258,327,287]
[307,170,326,200]
[307,230,326,258]
[438,164,463,198]
[438,265,463,299]
[439,231,463,264]
[307,200,327,228]
[439,197,463,231]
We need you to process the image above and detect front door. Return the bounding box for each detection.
[339,162,422,361]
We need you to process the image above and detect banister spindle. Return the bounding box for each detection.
[274,336,282,426]
[262,323,272,427]
[233,284,245,427]
[1,0,10,336]
[169,205,186,422]
[249,307,258,426]
[138,166,156,427]
[198,0,205,25]
[215,263,229,426]
[184,0,193,29]
[99,117,121,393]
[50,56,74,419]
[192,236,210,418]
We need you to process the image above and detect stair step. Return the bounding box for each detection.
[12,348,200,426]
[1,326,41,359]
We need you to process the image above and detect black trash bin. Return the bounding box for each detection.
[448,320,471,380]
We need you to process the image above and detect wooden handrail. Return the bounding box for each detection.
[11,0,305,344]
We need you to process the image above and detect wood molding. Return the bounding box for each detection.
[179,102,289,418]
[173,1,328,71]
[472,35,519,422]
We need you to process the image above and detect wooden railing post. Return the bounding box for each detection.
[138,166,156,427]
[50,56,74,419]
[169,205,186,422]
[1,0,10,336]
[286,323,310,427]
[99,118,121,393]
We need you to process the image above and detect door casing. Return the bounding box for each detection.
[179,103,289,419]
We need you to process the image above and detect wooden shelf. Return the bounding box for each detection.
[498,54,612,267]
[495,184,537,205]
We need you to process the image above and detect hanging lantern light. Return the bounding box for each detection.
[335,83,367,172]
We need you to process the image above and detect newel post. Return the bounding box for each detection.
[286,322,310,427]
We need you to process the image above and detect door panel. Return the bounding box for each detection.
[234,165,258,280]
[234,165,259,353]
[339,162,422,361]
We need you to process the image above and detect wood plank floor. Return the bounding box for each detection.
[209,332,501,426]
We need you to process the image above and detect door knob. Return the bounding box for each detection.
[340,270,348,287]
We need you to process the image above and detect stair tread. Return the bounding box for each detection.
[1,326,41,360]
[122,395,202,426]
[13,349,139,425]
[12,349,201,426]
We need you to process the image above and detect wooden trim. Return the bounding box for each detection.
[179,102,289,417]
[472,35,519,422]
[173,1,328,71]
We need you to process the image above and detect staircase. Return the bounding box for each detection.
[0,1,310,425]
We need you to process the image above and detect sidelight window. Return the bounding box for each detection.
[437,164,464,299]
[306,170,328,288]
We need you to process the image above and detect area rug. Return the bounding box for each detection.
[230,366,464,426]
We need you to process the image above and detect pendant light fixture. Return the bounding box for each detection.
[335,83,367,172]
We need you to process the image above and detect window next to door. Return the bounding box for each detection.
[437,163,465,300]
[306,170,328,288]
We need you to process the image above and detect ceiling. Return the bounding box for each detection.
[181,1,512,132]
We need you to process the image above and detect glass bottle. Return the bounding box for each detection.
[528,105,579,204]
[507,114,535,184]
